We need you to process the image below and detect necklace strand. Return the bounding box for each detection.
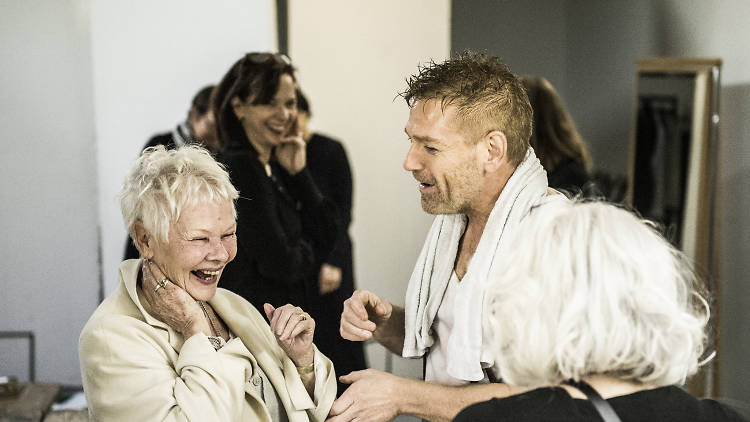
[198,301,221,338]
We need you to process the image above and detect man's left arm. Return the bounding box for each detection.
[327,369,527,422]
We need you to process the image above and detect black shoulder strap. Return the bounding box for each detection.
[563,380,623,422]
[482,366,501,384]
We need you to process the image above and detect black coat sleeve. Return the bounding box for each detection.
[320,140,352,269]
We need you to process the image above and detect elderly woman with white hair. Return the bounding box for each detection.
[454,201,744,421]
[79,145,336,421]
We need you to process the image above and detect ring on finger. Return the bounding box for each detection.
[297,311,307,321]
[154,278,169,292]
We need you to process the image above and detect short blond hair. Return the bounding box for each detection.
[120,145,238,245]
[400,51,532,166]
[487,200,709,387]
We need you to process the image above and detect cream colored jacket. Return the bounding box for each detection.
[79,260,336,421]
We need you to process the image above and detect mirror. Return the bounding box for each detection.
[628,57,722,396]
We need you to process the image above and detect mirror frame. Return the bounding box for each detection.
[627,57,722,396]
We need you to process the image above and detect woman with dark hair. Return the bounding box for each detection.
[212,52,337,319]
[522,76,593,193]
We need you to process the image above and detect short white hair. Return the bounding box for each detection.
[120,145,239,245]
[487,200,709,387]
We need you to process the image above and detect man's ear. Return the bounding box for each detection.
[482,130,508,173]
[133,221,155,260]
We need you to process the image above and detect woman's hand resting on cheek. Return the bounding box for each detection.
[274,128,306,175]
[141,259,211,338]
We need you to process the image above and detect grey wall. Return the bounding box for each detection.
[452,0,568,98]
[0,1,100,385]
[565,0,659,176]
[452,0,750,404]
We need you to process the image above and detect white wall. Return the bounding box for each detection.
[0,0,99,385]
[90,0,277,296]
[288,0,450,383]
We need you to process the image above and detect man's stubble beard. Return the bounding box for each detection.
[419,160,482,215]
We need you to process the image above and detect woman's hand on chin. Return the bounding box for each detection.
[274,131,306,175]
[263,303,315,366]
[141,259,211,338]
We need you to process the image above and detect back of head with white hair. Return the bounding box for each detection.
[486,200,709,388]
[120,145,239,246]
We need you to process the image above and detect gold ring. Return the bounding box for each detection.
[154,278,168,292]
[298,312,307,321]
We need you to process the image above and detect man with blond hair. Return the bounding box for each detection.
[329,52,561,422]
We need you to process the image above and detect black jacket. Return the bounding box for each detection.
[217,144,338,315]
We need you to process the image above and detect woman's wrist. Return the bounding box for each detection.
[281,159,305,176]
[181,319,212,339]
[290,348,315,368]
[296,361,315,375]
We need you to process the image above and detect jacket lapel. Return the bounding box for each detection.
[210,290,315,420]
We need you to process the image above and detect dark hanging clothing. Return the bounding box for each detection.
[305,133,366,395]
[217,142,338,316]
[547,158,591,196]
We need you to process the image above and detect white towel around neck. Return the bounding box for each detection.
[402,147,557,382]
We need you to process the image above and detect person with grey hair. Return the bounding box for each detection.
[79,145,337,421]
[454,200,744,421]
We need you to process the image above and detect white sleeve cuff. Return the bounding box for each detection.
[311,348,327,405]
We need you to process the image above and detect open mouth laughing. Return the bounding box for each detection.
[191,268,222,285]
